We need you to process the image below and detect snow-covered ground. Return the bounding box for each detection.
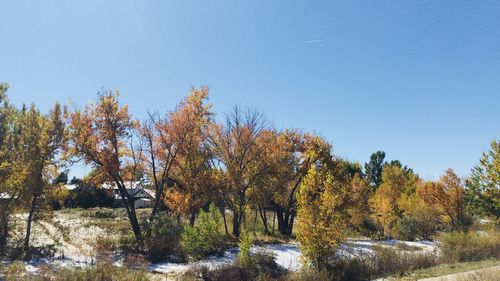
[150,243,302,275]
[149,239,437,276]
[18,239,437,277]
[9,211,438,277]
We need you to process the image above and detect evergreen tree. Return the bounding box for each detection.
[466,140,500,219]
[364,151,386,190]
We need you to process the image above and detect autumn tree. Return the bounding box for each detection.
[408,181,441,239]
[139,86,213,222]
[369,164,417,237]
[208,107,268,237]
[0,83,21,255]
[364,151,385,190]
[347,173,372,233]
[296,163,349,269]
[420,169,471,231]
[16,103,66,257]
[246,129,284,235]
[466,140,500,219]
[270,131,333,236]
[161,87,214,224]
[66,90,143,240]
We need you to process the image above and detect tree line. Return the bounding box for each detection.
[0,83,498,265]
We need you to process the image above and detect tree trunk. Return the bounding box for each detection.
[258,204,269,235]
[149,181,165,221]
[272,211,276,235]
[126,199,142,240]
[232,211,241,237]
[150,195,161,220]
[253,209,258,235]
[220,206,229,237]
[275,204,297,236]
[287,212,296,236]
[0,211,8,256]
[24,194,38,259]
[116,182,142,241]
[276,206,284,234]
[189,212,196,226]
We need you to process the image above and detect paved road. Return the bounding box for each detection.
[418,265,500,281]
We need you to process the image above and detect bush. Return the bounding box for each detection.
[288,268,333,281]
[369,245,438,277]
[46,185,69,210]
[65,183,114,209]
[238,230,254,266]
[143,214,183,262]
[396,215,417,241]
[329,258,371,281]
[439,230,500,262]
[183,251,286,281]
[291,246,437,281]
[359,218,382,239]
[181,204,226,260]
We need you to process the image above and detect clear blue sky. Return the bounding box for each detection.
[1,0,499,180]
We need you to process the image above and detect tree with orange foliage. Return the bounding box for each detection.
[419,169,472,231]
[139,86,213,221]
[66,90,143,240]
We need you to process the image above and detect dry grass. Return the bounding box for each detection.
[455,266,500,281]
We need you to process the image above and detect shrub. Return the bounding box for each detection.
[2,262,26,281]
[143,214,183,262]
[183,251,286,281]
[304,246,437,280]
[238,230,254,266]
[369,245,438,277]
[395,242,422,252]
[65,183,114,209]
[46,185,69,210]
[93,209,119,219]
[329,258,371,281]
[287,268,333,281]
[396,215,417,241]
[359,218,382,239]
[439,230,500,262]
[118,232,143,255]
[181,204,225,260]
[412,204,440,240]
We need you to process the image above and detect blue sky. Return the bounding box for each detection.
[1,0,499,180]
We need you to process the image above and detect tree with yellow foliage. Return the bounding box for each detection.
[369,164,417,237]
[347,173,372,233]
[297,164,349,269]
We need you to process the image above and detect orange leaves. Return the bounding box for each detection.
[417,169,471,230]
[139,86,214,219]
[66,89,135,180]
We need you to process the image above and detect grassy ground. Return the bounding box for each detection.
[389,259,500,280]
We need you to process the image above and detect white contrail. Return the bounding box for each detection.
[305,39,328,44]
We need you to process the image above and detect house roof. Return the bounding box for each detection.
[63,184,78,190]
[0,192,11,199]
